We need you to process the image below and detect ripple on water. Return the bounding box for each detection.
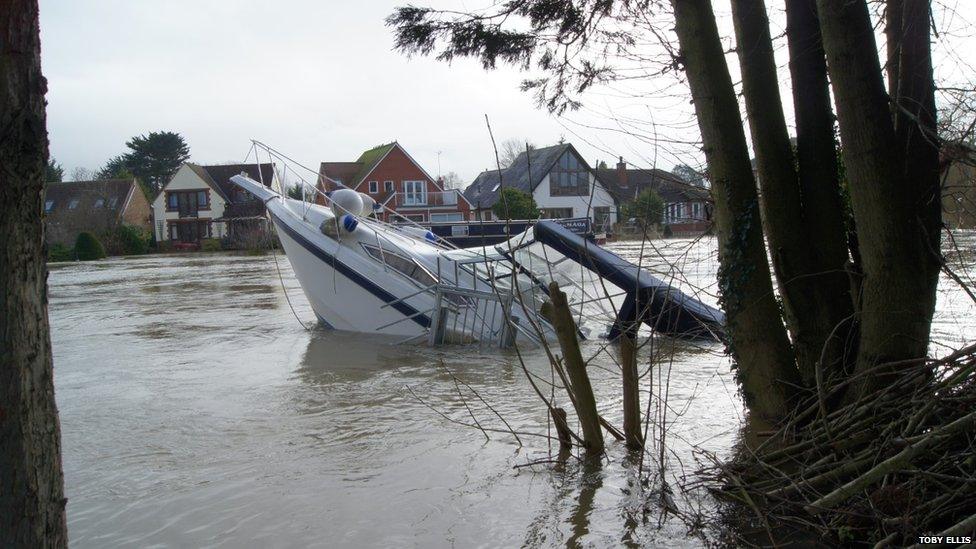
[50,235,976,547]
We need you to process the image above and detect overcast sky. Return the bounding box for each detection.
[40,1,975,186]
[40,0,604,185]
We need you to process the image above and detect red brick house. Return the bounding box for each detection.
[317,142,472,223]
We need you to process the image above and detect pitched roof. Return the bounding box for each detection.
[318,142,399,191]
[317,161,364,191]
[595,167,710,204]
[191,162,274,203]
[462,144,577,208]
[45,179,137,219]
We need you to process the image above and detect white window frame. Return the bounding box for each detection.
[384,180,394,192]
[402,180,427,206]
[430,212,464,223]
[368,181,378,194]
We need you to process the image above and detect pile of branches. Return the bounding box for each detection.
[698,343,976,546]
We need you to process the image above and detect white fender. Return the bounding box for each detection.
[330,188,363,218]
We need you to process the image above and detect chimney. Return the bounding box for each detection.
[616,156,628,188]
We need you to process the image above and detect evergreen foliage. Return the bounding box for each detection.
[123,131,190,196]
[45,157,64,182]
[492,187,539,220]
[116,225,150,255]
[622,189,664,227]
[74,232,106,261]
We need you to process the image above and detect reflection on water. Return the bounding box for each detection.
[48,234,976,547]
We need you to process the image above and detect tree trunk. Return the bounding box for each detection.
[892,0,941,274]
[785,0,857,381]
[547,282,604,454]
[885,0,904,99]
[0,1,68,546]
[816,0,940,395]
[619,334,643,450]
[732,0,853,386]
[670,0,801,423]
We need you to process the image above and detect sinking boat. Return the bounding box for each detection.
[229,173,724,346]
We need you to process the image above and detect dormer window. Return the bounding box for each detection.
[68,198,80,209]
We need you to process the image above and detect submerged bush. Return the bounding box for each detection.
[200,238,222,252]
[74,232,106,261]
[117,224,150,255]
[48,243,74,262]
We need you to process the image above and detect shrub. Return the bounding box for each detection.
[622,189,664,228]
[74,232,106,261]
[492,188,539,220]
[48,243,74,262]
[117,224,150,255]
[200,238,222,252]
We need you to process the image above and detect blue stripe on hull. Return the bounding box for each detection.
[269,210,432,329]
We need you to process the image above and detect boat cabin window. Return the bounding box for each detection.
[361,244,437,287]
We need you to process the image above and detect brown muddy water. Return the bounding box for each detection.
[48,236,976,548]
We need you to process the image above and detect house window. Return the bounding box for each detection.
[368,181,378,194]
[93,198,105,208]
[430,213,464,223]
[168,220,211,242]
[549,152,589,197]
[68,198,80,209]
[44,200,54,212]
[692,202,702,219]
[384,180,394,192]
[108,197,118,208]
[402,181,427,205]
[593,206,611,228]
[167,190,208,214]
[539,208,573,219]
[405,214,425,222]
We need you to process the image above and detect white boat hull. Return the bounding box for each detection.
[269,207,431,338]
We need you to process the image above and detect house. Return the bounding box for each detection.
[317,142,472,223]
[463,143,619,229]
[45,178,152,248]
[596,157,712,235]
[151,162,276,246]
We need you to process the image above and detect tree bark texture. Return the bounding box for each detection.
[732,0,853,386]
[0,1,68,546]
[816,0,939,395]
[548,282,604,454]
[785,0,857,378]
[619,334,643,450]
[891,0,941,270]
[670,0,801,423]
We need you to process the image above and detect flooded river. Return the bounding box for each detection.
[48,236,975,547]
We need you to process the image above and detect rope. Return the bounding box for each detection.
[267,210,312,331]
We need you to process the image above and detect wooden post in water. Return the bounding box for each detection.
[546,282,604,455]
[620,332,644,450]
